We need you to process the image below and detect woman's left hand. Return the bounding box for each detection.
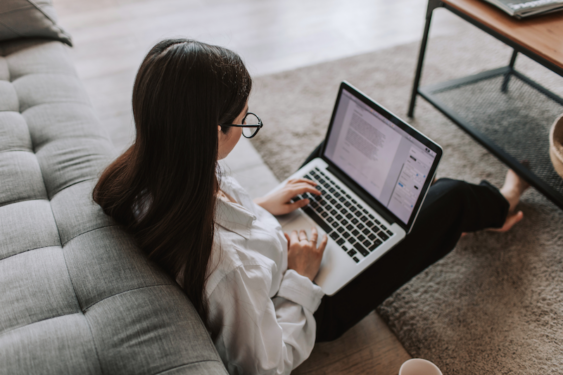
[254,179,320,216]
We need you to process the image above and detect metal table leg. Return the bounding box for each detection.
[407,0,443,118]
[501,50,518,92]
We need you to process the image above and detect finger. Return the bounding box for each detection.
[282,199,310,214]
[284,233,291,249]
[289,184,322,197]
[289,178,317,186]
[290,230,299,244]
[299,230,308,241]
[310,227,318,244]
[317,234,328,253]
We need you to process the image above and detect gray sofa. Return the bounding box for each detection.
[0,3,227,374]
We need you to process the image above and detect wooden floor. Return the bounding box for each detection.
[51,0,464,373]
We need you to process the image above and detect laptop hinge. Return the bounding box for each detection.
[326,165,397,227]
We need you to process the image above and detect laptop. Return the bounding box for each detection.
[271,81,443,295]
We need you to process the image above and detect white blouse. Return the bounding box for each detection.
[186,176,325,374]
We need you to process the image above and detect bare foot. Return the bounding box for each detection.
[500,169,529,214]
[488,169,529,232]
[462,170,529,236]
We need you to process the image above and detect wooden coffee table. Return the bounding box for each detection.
[408,0,563,209]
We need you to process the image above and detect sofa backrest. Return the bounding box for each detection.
[0,38,227,375]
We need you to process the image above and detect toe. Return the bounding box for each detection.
[490,211,524,233]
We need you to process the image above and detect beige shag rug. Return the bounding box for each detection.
[250,24,563,374]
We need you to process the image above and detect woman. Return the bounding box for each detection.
[93,39,528,374]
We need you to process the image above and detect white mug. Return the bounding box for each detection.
[399,359,443,375]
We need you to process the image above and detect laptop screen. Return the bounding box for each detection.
[323,87,438,225]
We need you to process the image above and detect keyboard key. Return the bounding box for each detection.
[330,209,337,215]
[379,232,389,241]
[342,209,349,215]
[350,206,357,213]
[369,239,383,251]
[329,187,335,193]
[368,233,376,241]
[351,199,357,204]
[335,203,343,210]
[330,232,340,241]
[336,238,345,246]
[375,220,381,225]
[342,219,349,226]
[367,221,375,228]
[348,249,357,257]
[351,218,359,225]
[353,242,370,257]
[348,237,357,245]
[327,217,334,223]
[338,197,346,203]
[346,213,353,220]
[335,192,341,198]
[337,226,345,233]
[331,221,340,229]
[362,228,371,235]
[346,224,354,231]
[351,229,360,237]
[321,212,329,218]
[380,224,387,231]
[358,235,366,242]
[357,223,365,230]
[344,201,351,207]
[363,240,372,248]
[386,230,393,237]
[335,214,343,221]
[352,257,360,263]
[368,214,375,220]
[302,206,332,234]
[343,232,351,239]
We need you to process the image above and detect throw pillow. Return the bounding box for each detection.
[0,0,72,46]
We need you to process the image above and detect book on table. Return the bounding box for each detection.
[482,0,563,18]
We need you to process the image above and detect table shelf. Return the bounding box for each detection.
[419,67,563,208]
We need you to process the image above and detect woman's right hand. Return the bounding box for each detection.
[285,227,328,281]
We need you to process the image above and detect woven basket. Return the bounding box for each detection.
[549,114,563,179]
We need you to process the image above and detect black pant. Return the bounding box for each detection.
[300,143,510,342]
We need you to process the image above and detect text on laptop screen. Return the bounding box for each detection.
[324,89,437,224]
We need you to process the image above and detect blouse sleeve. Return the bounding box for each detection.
[207,265,324,375]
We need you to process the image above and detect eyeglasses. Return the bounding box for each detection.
[221,112,263,139]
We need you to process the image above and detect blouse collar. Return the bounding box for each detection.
[215,180,256,239]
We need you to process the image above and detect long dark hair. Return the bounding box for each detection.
[93,39,252,325]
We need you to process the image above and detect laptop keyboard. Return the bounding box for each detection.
[293,167,394,263]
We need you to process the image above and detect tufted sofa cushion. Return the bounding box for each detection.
[0,39,227,375]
